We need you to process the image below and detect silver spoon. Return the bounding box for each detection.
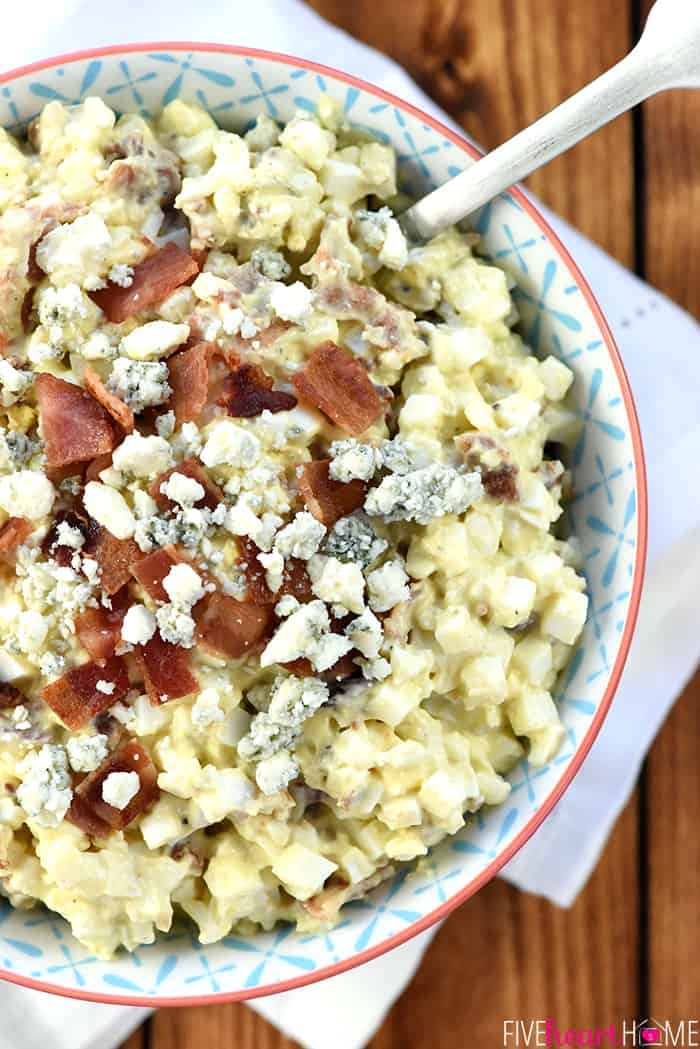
[399,0,700,241]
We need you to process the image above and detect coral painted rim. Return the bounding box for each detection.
[0,41,647,1009]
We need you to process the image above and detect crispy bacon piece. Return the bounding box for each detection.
[43,509,89,568]
[219,362,297,418]
[68,740,159,837]
[149,458,223,512]
[292,341,383,435]
[297,459,366,527]
[131,545,180,602]
[166,341,213,427]
[284,652,359,682]
[482,464,519,501]
[83,366,134,434]
[455,432,519,503]
[42,656,130,729]
[0,517,32,558]
[136,635,198,704]
[84,525,144,596]
[0,684,26,710]
[91,242,199,323]
[238,537,313,606]
[195,591,274,659]
[75,588,130,663]
[35,373,116,469]
[85,452,113,484]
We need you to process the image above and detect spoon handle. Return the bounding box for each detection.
[399,48,654,241]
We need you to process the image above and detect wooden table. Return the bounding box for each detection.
[124,2,700,1045]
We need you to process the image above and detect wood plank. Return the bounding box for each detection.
[149,4,641,1047]
[151,1002,300,1049]
[118,1029,147,1049]
[641,4,700,1013]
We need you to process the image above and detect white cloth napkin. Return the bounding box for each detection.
[2,2,700,1048]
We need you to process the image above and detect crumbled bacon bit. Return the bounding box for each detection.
[166,341,214,428]
[83,366,134,434]
[293,341,384,435]
[482,463,519,501]
[195,591,274,659]
[455,432,519,502]
[35,373,116,469]
[68,740,159,837]
[43,509,89,568]
[91,242,199,323]
[150,458,223,512]
[42,656,130,729]
[284,651,358,682]
[219,362,297,418]
[238,536,313,606]
[83,524,144,596]
[75,588,130,663]
[0,685,25,710]
[136,635,199,704]
[0,517,32,558]
[297,459,366,527]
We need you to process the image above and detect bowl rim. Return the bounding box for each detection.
[0,40,648,1008]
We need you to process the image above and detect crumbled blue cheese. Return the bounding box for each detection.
[345,608,383,658]
[0,358,33,408]
[270,281,313,324]
[112,433,173,478]
[162,563,205,607]
[275,594,300,618]
[255,751,299,796]
[191,687,225,731]
[121,604,156,645]
[66,733,109,773]
[366,558,411,613]
[84,482,135,539]
[323,512,387,568]
[355,207,409,270]
[16,610,48,654]
[258,549,284,593]
[156,604,196,648]
[308,555,365,614]
[365,464,483,524]
[250,246,291,281]
[108,263,134,287]
[37,284,89,355]
[82,331,117,360]
[200,420,260,469]
[95,679,116,695]
[260,600,352,671]
[55,520,85,550]
[107,359,172,414]
[101,770,140,810]
[0,429,40,470]
[35,214,112,290]
[156,410,176,438]
[238,675,329,793]
[274,511,326,560]
[328,439,382,483]
[358,656,391,681]
[160,471,205,507]
[16,744,72,827]
[120,321,190,361]
[0,470,55,520]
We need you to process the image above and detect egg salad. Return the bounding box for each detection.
[0,95,587,958]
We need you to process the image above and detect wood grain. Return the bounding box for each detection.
[640,5,700,1014]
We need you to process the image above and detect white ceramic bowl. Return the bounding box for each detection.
[0,43,646,1005]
